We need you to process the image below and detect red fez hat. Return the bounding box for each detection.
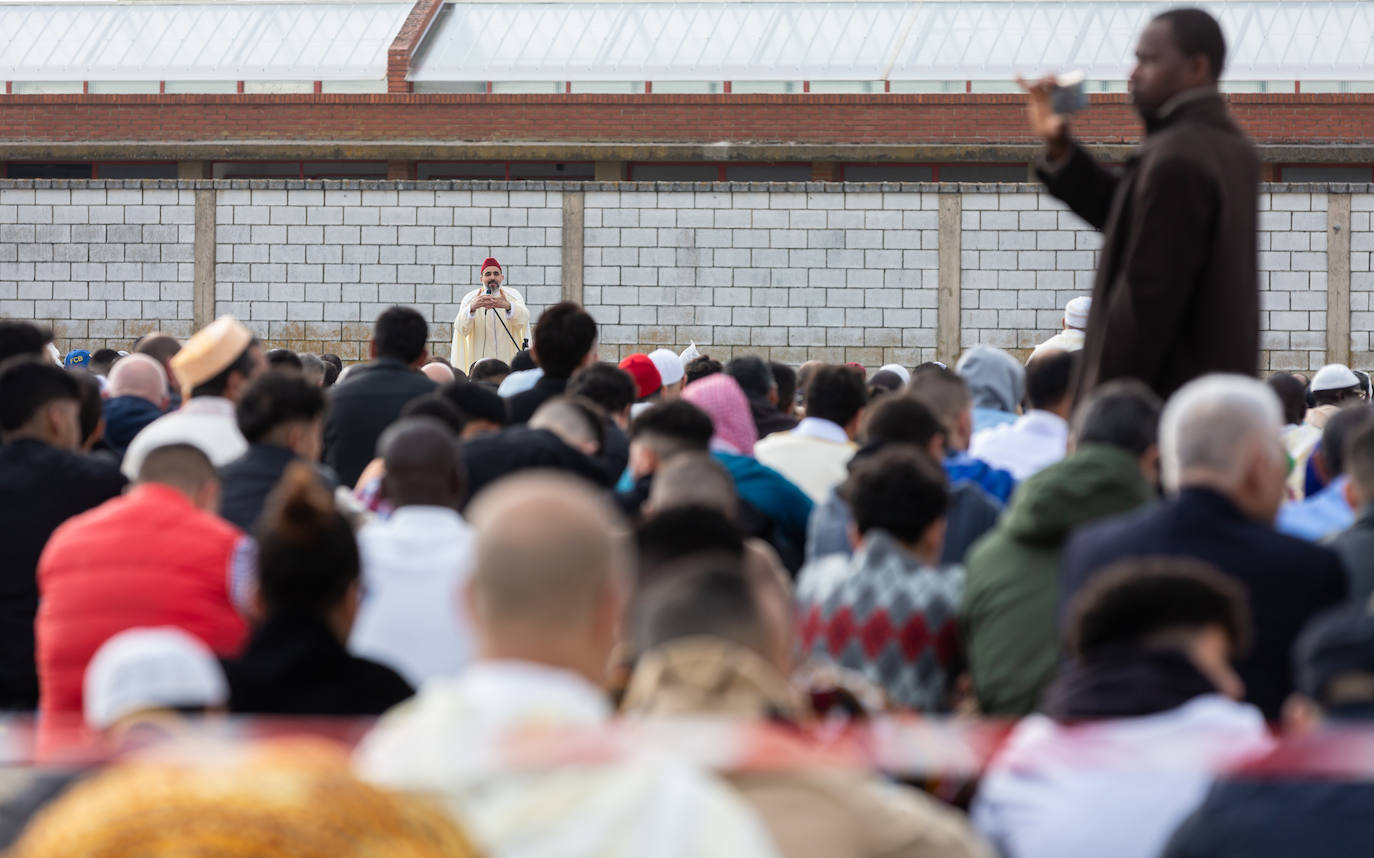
[480,257,502,273]
[619,353,662,400]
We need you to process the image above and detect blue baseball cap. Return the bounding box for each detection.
[63,349,91,368]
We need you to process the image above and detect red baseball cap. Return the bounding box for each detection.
[619,353,662,400]
[480,257,501,273]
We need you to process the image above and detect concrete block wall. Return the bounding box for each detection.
[0,186,195,345]
[0,179,1367,376]
[959,192,1100,353]
[1259,190,1329,373]
[583,188,940,367]
[214,187,563,361]
[1350,194,1374,367]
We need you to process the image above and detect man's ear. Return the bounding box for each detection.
[369,341,379,360]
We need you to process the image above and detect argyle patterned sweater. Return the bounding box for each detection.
[796,529,964,712]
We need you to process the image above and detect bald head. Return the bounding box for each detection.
[647,453,739,519]
[107,353,169,407]
[466,472,631,676]
[378,417,464,509]
[422,362,455,384]
[529,396,603,456]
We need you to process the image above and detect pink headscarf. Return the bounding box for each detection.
[683,373,758,456]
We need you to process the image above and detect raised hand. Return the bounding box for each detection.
[1016,75,1071,161]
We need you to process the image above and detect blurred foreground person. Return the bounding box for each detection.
[83,626,229,735]
[974,559,1271,858]
[224,464,413,716]
[37,443,249,718]
[356,473,782,858]
[1164,606,1374,858]
[0,359,125,709]
[8,740,478,858]
[1062,374,1346,718]
[1327,419,1374,604]
[624,562,993,858]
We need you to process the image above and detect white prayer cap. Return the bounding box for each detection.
[497,367,544,398]
[1311,364,1361,393]
[1064,297,1092,329]
[877,363,911,385]
[679,341,701,365]
[84,627,228,730]
[649,349,685,387]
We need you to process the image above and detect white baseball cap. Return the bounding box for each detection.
[83,627,228,730]
[1311,364,1362,393]
[648,349,685,387]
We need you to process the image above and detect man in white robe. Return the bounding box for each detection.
[451,257,531,375]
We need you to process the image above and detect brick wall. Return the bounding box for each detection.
[0,93,1373,150]
[0,179,1366,375]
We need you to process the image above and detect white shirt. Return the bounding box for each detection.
[350,506,477,688]
[968,410,1070,481]
[356,660,782,858]
[1029,329,1085,361]
[121,396,247,480]
[972,695,1271,858]
[754,418,857,503]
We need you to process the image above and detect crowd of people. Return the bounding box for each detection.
[1,290,1373,857]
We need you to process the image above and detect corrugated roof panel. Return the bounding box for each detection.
[409,1,1374,82]
[0,2,411,81]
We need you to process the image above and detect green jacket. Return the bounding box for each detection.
[960,444,1155,716]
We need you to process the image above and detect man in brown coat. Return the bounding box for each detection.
[1021,8,1259,402]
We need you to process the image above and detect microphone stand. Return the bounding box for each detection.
[484,286,525,351]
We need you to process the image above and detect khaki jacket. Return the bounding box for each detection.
[623,638,993,858]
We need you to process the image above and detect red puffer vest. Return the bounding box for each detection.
[36,483,249,717]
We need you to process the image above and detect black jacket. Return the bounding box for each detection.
[461,426,613,504]
[0,440,125,709]
[219,444,338,534]
[1165,729,1374,858]
[506,375,568,425]
[223,613,413,717]
[1062,487,1347,719]
[1039,91,1260,402]
[322,358,435,489]
[749,397,797,440]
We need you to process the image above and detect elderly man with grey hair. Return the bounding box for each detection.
[1060,374,1347,720]
[102,353,170,460]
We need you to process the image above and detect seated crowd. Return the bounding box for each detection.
[2,295,1374,857]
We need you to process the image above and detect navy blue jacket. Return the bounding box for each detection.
[1062,487,1347,719]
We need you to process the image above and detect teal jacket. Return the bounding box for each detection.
[960,444,1155,716]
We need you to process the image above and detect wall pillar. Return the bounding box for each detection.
[192,189,216,332]
[561,191,585,305]
[936,193,962,365]
[1328,193,1352,367]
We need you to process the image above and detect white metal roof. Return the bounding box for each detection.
[0,2,411,81]
[408,1,1374,82]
